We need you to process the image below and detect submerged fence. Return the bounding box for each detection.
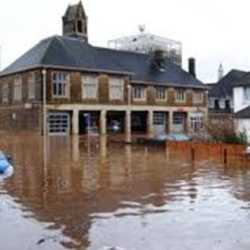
[166,141,248,165]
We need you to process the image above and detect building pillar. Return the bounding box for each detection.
[147,110,154,138]
[125,110,131,143]
[185,112,190,134]
[168,111,173,134]
[100,135,107,159]
[72,109,79,135]
[72,135,80,162]
[100,110,107,135]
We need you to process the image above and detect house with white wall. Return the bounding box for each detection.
[233,73,250,140]
[208,69,246,123]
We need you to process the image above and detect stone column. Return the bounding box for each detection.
[100,110,107,135]
[185,112,190,134]
[72,109,79,135]
[147,110,154,139]
[72,135,80,162]
[100,135,107,159]
[168,111,173,134]
[125,110,131,143]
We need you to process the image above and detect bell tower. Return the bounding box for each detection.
[62,1,88,41]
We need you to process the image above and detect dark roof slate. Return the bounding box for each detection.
[209,70,247,98]
[234,71,250,87]
[235,105,250,118]
[1,35,206,89]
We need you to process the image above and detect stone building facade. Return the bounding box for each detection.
[0,2,208,139]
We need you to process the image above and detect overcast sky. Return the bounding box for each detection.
[0,0,250,82]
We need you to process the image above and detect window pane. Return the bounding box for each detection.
[82,74,98,99]
[52,72,69,97]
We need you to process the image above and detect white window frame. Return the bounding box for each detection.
[109,76,124,101]
[175,89,186,103]
[193,91,203,103]
[14,75,22,101]
[244,87,250,102]
[190,113,204,131]
[28,72,36,100]
[156,87,167,101]
[82,74,98,100]
[52,72,70,98]
[173,113,185,125]
[2,83,8,103]
[48,112,70,136]
[132,86,146,101]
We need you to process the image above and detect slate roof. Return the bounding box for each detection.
[233,71,250,87]
[0,35,207,89]
[209,70,247,98]
[234,105,250,118]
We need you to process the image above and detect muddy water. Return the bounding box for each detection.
[1,133,250,250]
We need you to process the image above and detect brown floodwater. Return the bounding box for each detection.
[1,133,250,250]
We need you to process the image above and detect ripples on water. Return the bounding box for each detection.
[1,133,250,250]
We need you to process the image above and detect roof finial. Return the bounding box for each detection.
[138,24,145,33]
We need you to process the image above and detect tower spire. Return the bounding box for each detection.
[218,63,224,81]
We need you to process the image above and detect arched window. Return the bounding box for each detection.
[77,20,83,33]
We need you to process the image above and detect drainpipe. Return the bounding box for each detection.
[42,69,47,136]
[126,84,132,143]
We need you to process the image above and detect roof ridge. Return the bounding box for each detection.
[40,36,60,65]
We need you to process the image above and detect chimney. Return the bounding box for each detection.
[153,50,167,71]
[188,58,196,77]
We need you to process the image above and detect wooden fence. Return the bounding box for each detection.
[166,141,248,165]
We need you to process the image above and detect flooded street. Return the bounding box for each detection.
[1,133,250,250]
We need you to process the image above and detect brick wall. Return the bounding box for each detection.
[0,69,42,131]
[44,69,207,107]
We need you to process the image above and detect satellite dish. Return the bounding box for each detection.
[138,24,145,33]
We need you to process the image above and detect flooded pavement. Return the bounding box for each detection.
[1,133,250,250]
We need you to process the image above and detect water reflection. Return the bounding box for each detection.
[1,134,250,250]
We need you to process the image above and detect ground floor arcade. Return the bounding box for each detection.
[46,104,207,140]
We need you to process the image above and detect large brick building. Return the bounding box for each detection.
[0,2,208,139]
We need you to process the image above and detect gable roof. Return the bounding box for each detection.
[233,71,250,87]
[209,69,247,98]
[234,105,250,119]
[0,35,207,89]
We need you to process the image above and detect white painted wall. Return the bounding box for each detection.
[219,99,225,108]
[236,119,250,142]
[209,98,215,108]
[234,87,250,112]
